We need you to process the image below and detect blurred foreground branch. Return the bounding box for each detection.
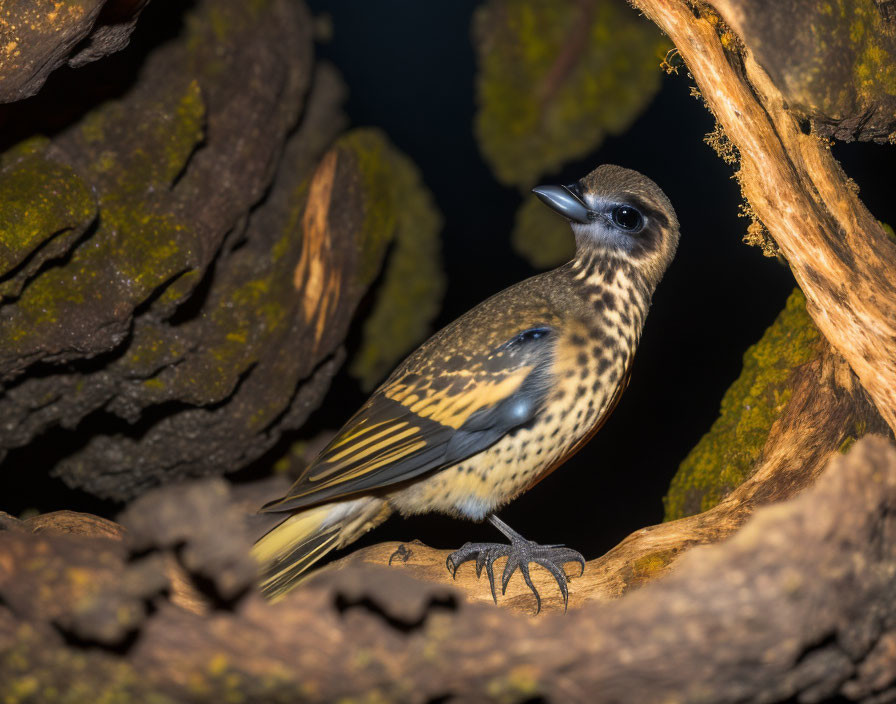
[1,437,895,701]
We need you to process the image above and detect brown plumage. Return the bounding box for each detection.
[254,165,680,608]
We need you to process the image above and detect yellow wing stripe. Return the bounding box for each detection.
[338,438,428,477]
[324,422,410,464]
[328,418,390,449]
[385,366,533,429]
[313,427,420,477]
[308,438,428,486]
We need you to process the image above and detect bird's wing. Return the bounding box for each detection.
[261,321,557,512]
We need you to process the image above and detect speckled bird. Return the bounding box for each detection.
[254,165,679,610]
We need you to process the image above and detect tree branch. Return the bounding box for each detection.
[330,338,888,612]
[2,438,895,701]
[631,0,896,435]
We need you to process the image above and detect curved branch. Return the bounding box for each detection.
[632,0,896,435]
[1,438,895,702]
[329,340,887,612]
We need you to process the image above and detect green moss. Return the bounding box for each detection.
[78,79,205,191]
[4,203,192,350]
[118,320,191,377]
[793,0,896,118]
[848,3,896,102]
[0,623,310,704]
[838,435,857,454]
[485,665,541,702]
[627,549,678,588]
[0,624,175,704]
[0,146,96,277]
[473,0,669,187]
[664,289,821,521]
[334,129,400,292]
[0,135,51,167]
[0,79,203,354]
[119,174,308,413]
[879,220,895,242]
[511,196,575,269]
[837,419,867,455]
[138,259,290,407]
[192,0,272,50]
[347,138,445,390]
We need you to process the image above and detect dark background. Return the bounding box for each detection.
[4,0,894,564]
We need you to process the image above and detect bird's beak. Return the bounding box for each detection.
[531,185,592,224]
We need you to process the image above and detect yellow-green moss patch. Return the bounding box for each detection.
[0,146,96,277]
[0,624,175,704]
[0,77,204,355]
[78,79,205,192]
[473,0,668,187]
[664,289,820,521]
[347,137,445,390]
[785,0,896,118]
[335,129,401,292]
[626,548,679,588]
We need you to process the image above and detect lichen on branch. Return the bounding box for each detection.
[665,289,820,520]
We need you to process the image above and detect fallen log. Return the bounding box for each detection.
[1,437,894,701]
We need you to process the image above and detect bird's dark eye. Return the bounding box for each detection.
[611,205,643,231]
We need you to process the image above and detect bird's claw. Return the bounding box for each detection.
[445,517,585,614]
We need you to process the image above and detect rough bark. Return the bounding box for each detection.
[713,0,896,142]
[0,0,151,103]
[1,437,894,702]
[631,0,896,437]
[0,0,318,498]
[0,0,441,500]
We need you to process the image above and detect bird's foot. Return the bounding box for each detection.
[445,515,585,614]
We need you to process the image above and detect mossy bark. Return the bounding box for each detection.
[633,0,896,437]
[0,0,149,103]
[714,0,896,142]
[473,0,669,188]
[0,2,443,500]
[664,289,821,520]
[2,438,895,702]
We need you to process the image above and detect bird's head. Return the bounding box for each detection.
[532,164,679,289]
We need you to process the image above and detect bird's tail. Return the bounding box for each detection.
[252,496,391,601]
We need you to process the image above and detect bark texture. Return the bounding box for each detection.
[715,0,896,142]
[0,0,150,103]
[1,437,895,702]
[632,0,896,436]
[0,0,440,500]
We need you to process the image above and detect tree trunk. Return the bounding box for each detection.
[633,0,896,435]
